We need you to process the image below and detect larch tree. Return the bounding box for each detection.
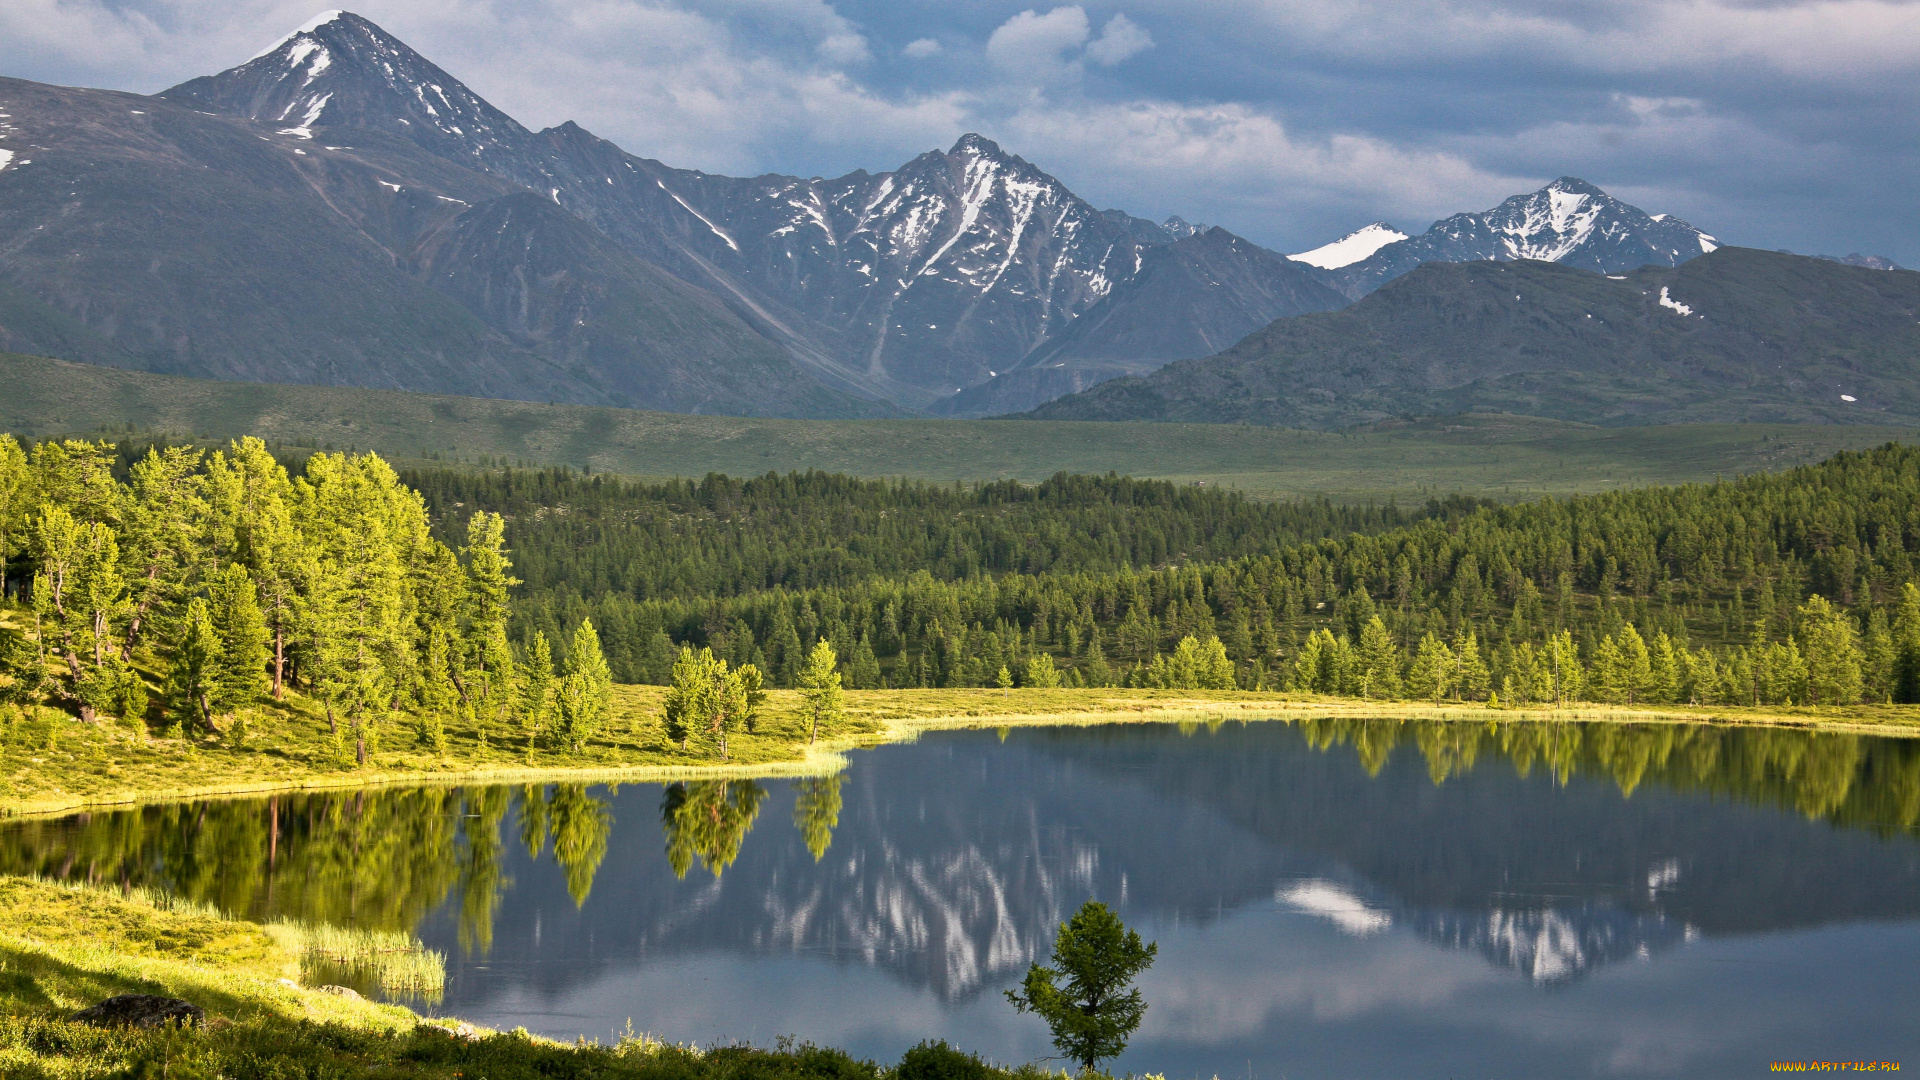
[798,639,844,744]
[207,563,269,714]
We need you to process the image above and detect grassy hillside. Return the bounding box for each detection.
[3,350,1912,503]
[1029,248,1920,430]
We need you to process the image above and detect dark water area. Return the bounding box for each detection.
[8,717,1920,1077]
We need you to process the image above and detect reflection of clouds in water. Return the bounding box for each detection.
[1137,911,1492,1036]
[1277,878,1392,936]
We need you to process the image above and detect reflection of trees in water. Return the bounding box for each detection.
[456,787,512,955]
[793,776,843,861]
[661,780,766,879]
[1295,718,1920,835]
[511,784,617,907]
[0,783,618,955]
[0,788,467,932]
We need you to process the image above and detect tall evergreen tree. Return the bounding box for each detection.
[166,597,222,733]
[207,563,268,713]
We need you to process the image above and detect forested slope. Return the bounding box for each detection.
[420,445,1920,709]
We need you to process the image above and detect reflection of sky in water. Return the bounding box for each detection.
[433,883,1920,1077]
[407,722,1920,1076]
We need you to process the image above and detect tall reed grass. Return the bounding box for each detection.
[262,920,446,999]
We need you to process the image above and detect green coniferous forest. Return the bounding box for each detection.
[4,432,1920,746]
[403,444,1920,709]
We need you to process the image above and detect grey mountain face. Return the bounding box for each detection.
[0,74,879,417]
[164,11,535,164]
[16,11,1754,419]
[938,226,1349,417]
[152,12,1319,412]
[1328,177,1719,299]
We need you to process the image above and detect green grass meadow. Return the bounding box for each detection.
[5,351,1912,502]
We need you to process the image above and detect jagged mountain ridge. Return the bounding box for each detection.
[0,73,883,417]
[155,11,1338,411]
[1325,177,1719,299]
[937,226,1350,417]
[9,10,1759,418]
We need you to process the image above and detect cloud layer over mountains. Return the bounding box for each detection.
[4,0,1916,265]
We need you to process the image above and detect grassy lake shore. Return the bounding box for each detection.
[6,683,1918,819]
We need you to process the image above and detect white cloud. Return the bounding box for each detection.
[998,96,1526,239]
[1085,13,1152,65]
[902,37,941,58]
[985,6,1092,77]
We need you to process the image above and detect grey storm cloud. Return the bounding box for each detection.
[3,0,1915,262]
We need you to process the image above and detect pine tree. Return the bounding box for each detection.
[1453,631,1491,701]
[166,597,222,733]
[1862,608,1896,704]
[207,563,268,714]
[1648,632,1681,704]
[1083,629,1112,688]
[464,511,519,711]
[0,434,26,597]
[1893,583,1920,703]
[845,633,882,689]
[1406,633,1455,702]
[1357,617,1402,699]
[1800,595,1863,706]
[555,618,612,751]
[663,645,714,751]
[522,630,554,734]
[1024,652,1062,688]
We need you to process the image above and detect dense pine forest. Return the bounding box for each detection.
[2,432,1919,747]
[408,446,1920,708]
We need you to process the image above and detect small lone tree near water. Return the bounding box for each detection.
[1007,900,1157,1072]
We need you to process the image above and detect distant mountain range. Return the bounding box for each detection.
[1311,178,1721,300]
[1026,247,1920,428]
[0,10,1906,423]
[0,10,1753,420]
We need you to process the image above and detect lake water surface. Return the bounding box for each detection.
[9,717,1920,1077]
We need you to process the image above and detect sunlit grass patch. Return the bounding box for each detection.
[263,919,445,999]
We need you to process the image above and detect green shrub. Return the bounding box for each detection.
[896,1039,995,1080]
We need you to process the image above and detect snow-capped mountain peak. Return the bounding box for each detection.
[1288,222,1409,269]
[1329,177,1723,295]
[164,10,531,160]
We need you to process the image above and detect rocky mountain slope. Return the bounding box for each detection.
[1026,247,1920,428]
[937,227,1348,416]
[0,72,888,416]
[147,11,1337,414]
[1315,178,1719,299]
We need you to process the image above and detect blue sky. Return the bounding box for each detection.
[4,0,1916,263]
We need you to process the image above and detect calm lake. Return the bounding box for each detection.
[9,718,1920,1077]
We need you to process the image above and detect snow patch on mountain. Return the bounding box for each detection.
[0,149,14,172]
[1289,222,1408,269]
[655,179,738,251]
[1658,286,1693,316]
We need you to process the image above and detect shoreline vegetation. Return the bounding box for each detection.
[0,872,1069,1080]
[5,682,1917,819]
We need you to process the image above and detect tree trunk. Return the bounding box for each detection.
[272,627,284,700]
